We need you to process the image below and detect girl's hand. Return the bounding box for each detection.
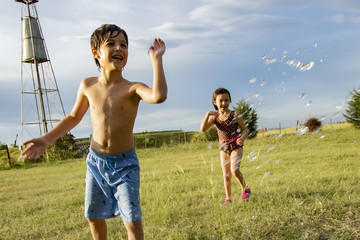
[148,38,165,58]
[208,111,219,116]
[236,137,244,146]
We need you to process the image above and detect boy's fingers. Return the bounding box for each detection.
[23,140,33,146]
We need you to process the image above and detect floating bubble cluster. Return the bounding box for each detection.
[243,42,332,116]
[285,59,314,71]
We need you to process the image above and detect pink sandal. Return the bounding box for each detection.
[241,188,251,200]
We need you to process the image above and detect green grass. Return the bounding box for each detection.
[0,123,359,239]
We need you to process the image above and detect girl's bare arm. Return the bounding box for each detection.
[235,112,249,145]
[200,111,218,132]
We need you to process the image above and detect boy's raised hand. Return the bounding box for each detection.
[21,137,49,159]
[148,38,165,58]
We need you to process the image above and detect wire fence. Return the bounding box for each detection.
[74,131,198,156]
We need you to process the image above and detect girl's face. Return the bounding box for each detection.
[213,93,231,112]
[93,32,128,70]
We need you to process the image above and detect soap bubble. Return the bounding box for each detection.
[299,61,314,71]
[267,145,276,152]
[297,127,309,135]
[265,58,277,64]
[249,75,257,84]
[299,92,306,100]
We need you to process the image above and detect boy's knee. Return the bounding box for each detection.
[124,221,143,238]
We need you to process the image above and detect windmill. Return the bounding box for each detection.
[16,0,66,146]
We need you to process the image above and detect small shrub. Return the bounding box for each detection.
[304,117,322,132]
[191,126,218,143]
[47,133,77,161]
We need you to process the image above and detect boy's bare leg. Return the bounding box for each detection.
[123,221,144,240]
[220,151,232,199]
[87,218,107,240]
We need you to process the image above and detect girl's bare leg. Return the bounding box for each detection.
[220,151,232,200]
[87,218,107,240]
[230,148,246,191]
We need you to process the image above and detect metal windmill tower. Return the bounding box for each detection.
[16,0,66,145]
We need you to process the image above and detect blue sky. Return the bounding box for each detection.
[1,0,359,145]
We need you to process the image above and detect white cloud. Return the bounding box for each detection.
[59,35,90,42]
[324,14,347,24]
[350,15,360,25]
[189,4,299,33]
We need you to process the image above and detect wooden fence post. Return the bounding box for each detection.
[1,145,13,168]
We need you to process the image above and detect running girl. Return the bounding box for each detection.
[200,88,251,205]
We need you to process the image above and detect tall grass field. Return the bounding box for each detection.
[0,123,359,239]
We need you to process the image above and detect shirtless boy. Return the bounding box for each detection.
[21,24,167,240]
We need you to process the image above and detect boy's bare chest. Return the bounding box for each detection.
[88,86,134,113]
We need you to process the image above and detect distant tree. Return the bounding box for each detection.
[343,88,360,129]
[233,99,258,139]
[305,117,322,132]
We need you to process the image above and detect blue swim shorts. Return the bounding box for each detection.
[84,148,141,222]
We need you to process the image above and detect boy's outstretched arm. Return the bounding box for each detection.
[136,38,167,104]
[21,81,89,159]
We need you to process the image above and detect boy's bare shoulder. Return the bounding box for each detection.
[81,77,99,88]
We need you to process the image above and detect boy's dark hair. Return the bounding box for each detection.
[212,87,232,110]
[90,24,128,68]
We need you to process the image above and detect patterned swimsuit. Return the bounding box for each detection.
[214,111,243,154]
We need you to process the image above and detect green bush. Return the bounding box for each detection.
[191,126,218,143]
[134,131,197,149]
[46,133,77,161]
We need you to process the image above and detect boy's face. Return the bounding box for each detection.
[213,93,230,112]
[92,32,128,71]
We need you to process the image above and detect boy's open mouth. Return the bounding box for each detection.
[112,55,123,61]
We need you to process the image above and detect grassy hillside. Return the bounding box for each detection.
[0,123,359,239]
